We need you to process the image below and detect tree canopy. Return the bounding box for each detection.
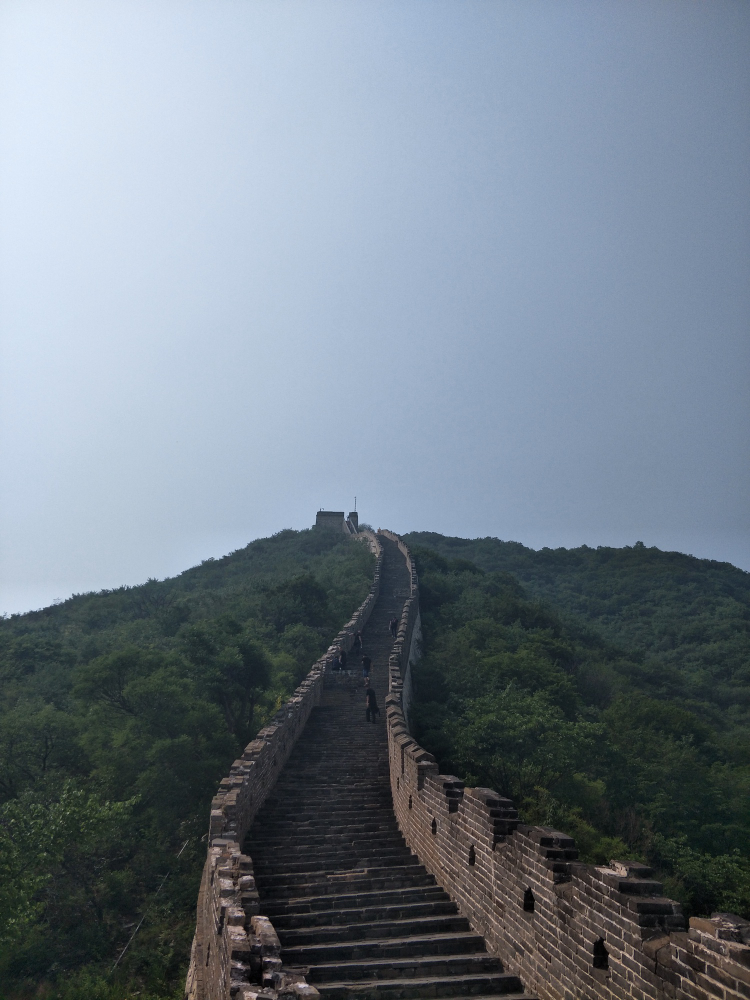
[0,529,374,1000]
[404,535,750,922]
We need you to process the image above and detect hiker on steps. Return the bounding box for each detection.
[339,647,347,673]
[353,630,362,655]
[362,653,372,681]
[365,686,380,723]
[389,617,398,638]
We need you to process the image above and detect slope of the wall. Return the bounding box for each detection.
[186,532,382,1000]
[384,532,750,1000]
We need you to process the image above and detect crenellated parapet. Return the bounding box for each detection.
[384,531,750,1000]
[186,530,383,1000]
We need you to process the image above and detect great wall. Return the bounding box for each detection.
[185,525,750,1000]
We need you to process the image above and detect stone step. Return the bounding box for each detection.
[266,768,391,777]
[265,775,391,783]
[306,954,504,984]
[258,802,394,818]
[249,832,403,851]
[252,812,393,827]
[307,953,511,985]
[262,886,452,919]
[270,899,459,931]
[253,851,416,876]
[314,977,529,1000]
[255,863,426,883]
[263,782,392,791]
[251,836,409,857]
[283,930,486,965]
[253,835,410,851]
[268,776,390,784]
[253,801,390,814]
[254,846,419,878]
[255,868,435,897]
[279,913,471,946]
[251,842,408,862]
[253,816,398,843]
[316,985,530,1000]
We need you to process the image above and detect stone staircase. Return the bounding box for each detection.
[244,536,535,1000]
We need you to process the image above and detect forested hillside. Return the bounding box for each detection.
[3,527,748,998]
[404,533,750,922]
[0,530,375,1000]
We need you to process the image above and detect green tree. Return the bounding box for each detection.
[0,782,133,948]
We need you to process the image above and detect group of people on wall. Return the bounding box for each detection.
[329,615,398,723]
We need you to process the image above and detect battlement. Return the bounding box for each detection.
[385,534,750,1000]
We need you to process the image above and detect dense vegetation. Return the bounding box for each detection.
[0,530,375,1000]
[3,524,748,997]
[404,533,750,922]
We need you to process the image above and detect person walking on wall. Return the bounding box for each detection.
[353,630,362,656]
[389,617,398,638]
[362,653,372,681]
[339,647,347,673]
[365,685,379,723]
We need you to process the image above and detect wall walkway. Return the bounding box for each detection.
[185,531,383,1000]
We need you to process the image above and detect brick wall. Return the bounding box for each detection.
[186,531,383,1000]
[384,532,750,1000]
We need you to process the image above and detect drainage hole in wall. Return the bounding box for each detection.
[523,887,535,912]
[431,817,437,835]
[593,938,609,970]
[468,845,475,866]
[408,795,413,810]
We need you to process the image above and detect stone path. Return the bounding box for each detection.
[244,535,534,1000]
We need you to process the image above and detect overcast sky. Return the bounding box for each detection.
[1,0,748,615]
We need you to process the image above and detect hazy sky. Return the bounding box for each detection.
[1,0,748,615]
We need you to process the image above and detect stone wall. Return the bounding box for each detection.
[186,531,383,1000]
[384,532,750,1000]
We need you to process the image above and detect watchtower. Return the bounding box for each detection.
[315,511,346,532]
[314,510,360,534]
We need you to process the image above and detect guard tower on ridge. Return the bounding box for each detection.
[314,510,359,534]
